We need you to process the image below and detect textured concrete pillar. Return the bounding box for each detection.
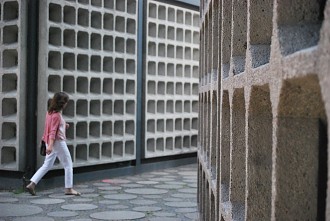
[246,85,272,220]
[199,0,330,220]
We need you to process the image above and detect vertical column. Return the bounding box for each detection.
[0,1,27,171]
[230,88,246,219]
[248,0,273,68]
[211,91,217,178]
[274,76,327,220]
[231,0,247,75]
[246,85,272,220]
[221,0,232,78]
[220,90,230,202]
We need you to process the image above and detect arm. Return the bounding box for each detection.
[49,113,61,139]
[47,113,61,154]
[46,138,55,155]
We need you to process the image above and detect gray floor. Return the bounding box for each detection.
[0,164,199,221]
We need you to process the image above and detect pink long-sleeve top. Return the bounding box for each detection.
[42,112,66,144]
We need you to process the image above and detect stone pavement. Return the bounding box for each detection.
[0,164,199,221]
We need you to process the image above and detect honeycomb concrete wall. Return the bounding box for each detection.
[145,0,199,158]
[0,0,199,172]
[198,0,330,220]
[0,0,27,171]
[37,0,139,168]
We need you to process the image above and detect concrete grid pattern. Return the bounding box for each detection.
[198,0,330,220]
[0,0,199,173]
[0,164,199,220]
[37,0,140,169]
[0,1,27,171]
[145,0,199,158]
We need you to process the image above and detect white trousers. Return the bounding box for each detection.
[30,140,73,188]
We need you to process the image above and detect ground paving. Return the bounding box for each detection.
[0,164,199,221]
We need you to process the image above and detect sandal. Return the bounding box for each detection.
[65,191,81,196]
[26,186,36,196]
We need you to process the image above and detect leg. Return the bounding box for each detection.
[27,150,57,195]
[30,151,57,184]
[55,140,79,195]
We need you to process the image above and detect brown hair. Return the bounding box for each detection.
[48,92,69,113]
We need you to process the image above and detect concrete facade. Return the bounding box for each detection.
[198,0,330,220]
[145,0,199,158]
[0,0,199,176]
[0,0,27,171]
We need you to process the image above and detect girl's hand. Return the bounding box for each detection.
[47,138,55,155]
[66,123,70,129]
[46,145,53,155]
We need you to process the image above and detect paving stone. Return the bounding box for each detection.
[163,176,177,178]
[188,183,198,188]
[81,193,99,198]
[0,197,19,203]
[107,204,129,209]
[185,212,199,219]
[171,193,196,198]
[39,191,54,195]
[165,181,187,185]
[67,219,92,221]
[150,172,169,175]
[128,178,144,182]
[0,164,198,220]
[178,188,197,193]
[164,169,177,172]
[75,185,89,188]
[140,174,156,178]
[163,197,183,202]
[121,183,144,188]
[101,179,131,184]
[99,191,118,195]
[49,193,75,198]
[164,202,197,207]
[0,203,43,217]
[133,206,162,212]
[148,217,181,221]
[130,199,157,205]
[136,181,159,185]
[153,212,176,217]
[93,183,110,187]
[98,200,120,205]
[124,188,168,195]
[61,203,98,210]
[47,211,78,217]
[13,217,54,221]
[97,186,122,191]
[149,178,175,182]
[30,198,65,205]
[154,184,183,189]
[103,193,137,200]
[90,211,145,220]
[72,198,93,202]
[175,207,197,213]
[183,178,197,182]
[143,195,163,199]
[0,192,12,197]
[16,193,41,199]
[179,172,194,175]
[75,188,95,193]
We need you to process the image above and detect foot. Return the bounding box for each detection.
[26,182,36,196]
[65,189,81,196]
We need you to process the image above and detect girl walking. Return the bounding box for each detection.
[26,92,80,196]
